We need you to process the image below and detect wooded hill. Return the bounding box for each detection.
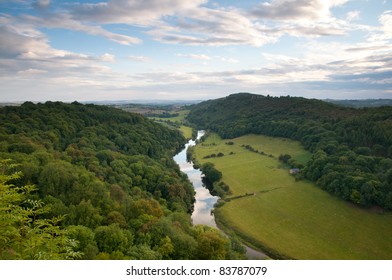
[0,101,244,260]
[187,93,392,210]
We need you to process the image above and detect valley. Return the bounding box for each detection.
[193,133,392,259]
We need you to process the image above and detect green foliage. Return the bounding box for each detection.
[67,225,98,259]
[0,160,81,259]
[94,224,133,254]
[0,102,242,260]
[188,93,392,209]
[201,162,222,184]
[195,225,230,260]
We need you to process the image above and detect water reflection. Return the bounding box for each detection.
[173,131,218,228]
[173,131,267,259]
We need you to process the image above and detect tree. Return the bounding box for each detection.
[94,224,133,254]
[196,225,230,260]
[187,93,392,209]
[0,160,81,259]
[201,162,222,184]
[67,200,104,228]
[279,154,291,164]
[67,225,98,259]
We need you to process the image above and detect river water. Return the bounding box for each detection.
[173,131,267,259]
[173,131,219,227]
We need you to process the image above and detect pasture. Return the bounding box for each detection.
[179,125,193,139]
[150,110,193,139]
[194,133,392,259]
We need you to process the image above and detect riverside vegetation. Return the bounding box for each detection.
[0,101,244,260]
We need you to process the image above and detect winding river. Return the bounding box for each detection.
[173,131,267,259]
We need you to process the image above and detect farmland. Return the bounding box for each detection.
[193,133,392,259]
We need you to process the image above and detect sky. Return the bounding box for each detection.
[0,0,391,102]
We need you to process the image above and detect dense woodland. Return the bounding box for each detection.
[0,102,244,260]
[187,93,392,210]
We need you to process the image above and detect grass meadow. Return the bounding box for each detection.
[194,133,392,259]
[150,110,193,139]
[179,125,193,139]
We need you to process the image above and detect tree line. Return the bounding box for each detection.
[187,93,392,209]
[0,101,245,259]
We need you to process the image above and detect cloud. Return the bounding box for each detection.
[1,0,358,49]
[148,7,280,46]
[33,0,50,10]
[20,14,142,45]
[345,45,390,52]
[147,0,355,46]
[216,56,239,64]
[176,53,211,60]
[247,0,354,38]
[250,0,348,21]
[101,53,115,62]
[0,24,55,60]
[346,11,360,22]
[17,68,48,75]
[176,53,240,64]
[379,10,392,38]
[127,55,151,62]
[2,11,389,101]
[1,1,391,101]
[69,0,207,25]
[0,20,120,87]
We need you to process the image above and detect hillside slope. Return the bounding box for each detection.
[0,102,243,260]
[187,93,392,209]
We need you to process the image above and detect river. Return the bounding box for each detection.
[173,130,267,259]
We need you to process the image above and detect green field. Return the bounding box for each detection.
[151,110,190,123]
[179,125,193,139]
[194,133,392,259]
[151,110,193,139]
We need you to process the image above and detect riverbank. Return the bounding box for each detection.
[214,208,284,259]
[174,131,268,259]
[173,131,218,228]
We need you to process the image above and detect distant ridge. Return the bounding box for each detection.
[325,99,392,108]
[83,99,203,106]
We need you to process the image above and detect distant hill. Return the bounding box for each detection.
[187,93,360,139]
[187,93,392,210]
[84,99,202,106]
[326,99,392,108]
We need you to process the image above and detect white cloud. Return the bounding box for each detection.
[101,53,115,62]
[69,0,207,25]
[1,0,359,49]
[250,0,349,21]
[365,10,392,48]
[1,0,391,101]
[21,14,142,45]
[0,20,121,89]
[146,0,354,46]
[216,56,239,64]
[148,7,280,46]
[346,11,360,22]
[127,55,151,62]
[380,10,392,38]
[176,53,211,60]
[17,68,48,75]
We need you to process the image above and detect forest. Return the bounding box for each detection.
[0,101,244,260]
[187,93,392,210]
